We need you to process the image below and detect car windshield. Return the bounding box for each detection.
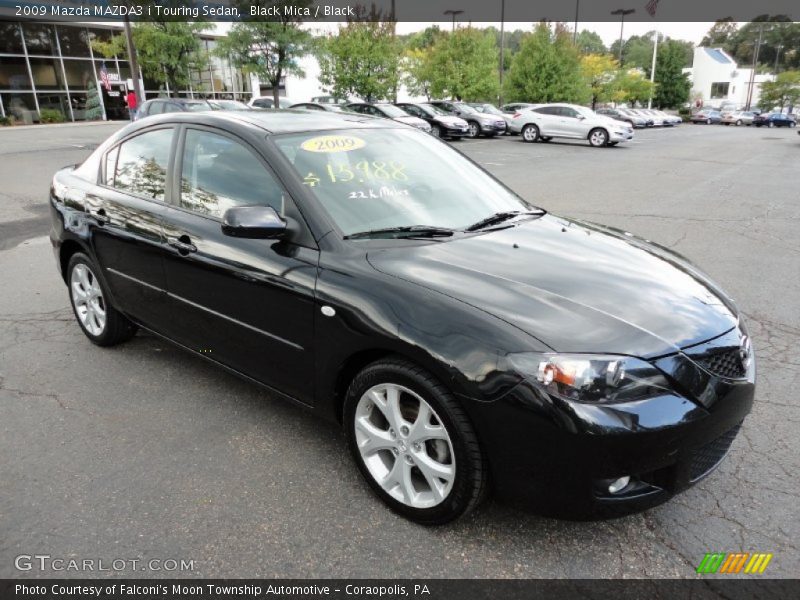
[209,100,248,110]
[420,103,447,116]
[479,104,503,115]
[376,104,408,118]
[184,102,215,112]
[455,104,478,114]
[274,128,536,237]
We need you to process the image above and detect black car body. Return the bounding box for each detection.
[136,98,219,120]
[596,108,648,128]
[346,102,431,133]
[50,111,755,522]
[394,102,469,139]
[753,112,797,128]
[429,101,507,137]
[289,102,349,113]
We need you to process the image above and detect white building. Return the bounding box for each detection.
[687,47,773,110]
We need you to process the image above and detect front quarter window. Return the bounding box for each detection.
[274,128,534,237]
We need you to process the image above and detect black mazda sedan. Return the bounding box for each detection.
[50,111,755,524]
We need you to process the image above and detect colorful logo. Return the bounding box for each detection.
[696,552,773,574]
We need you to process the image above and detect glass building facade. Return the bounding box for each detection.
[0,20,251,122]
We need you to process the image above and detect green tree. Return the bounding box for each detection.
[427,28,499,101]
[92,21,208,96]
[654,40,691,108]
[609,70,655,106]
[402,47,436,100]
[726,16,800,71]
[216,1,312,107]
[580,54,618,109]
[758,70,800,110]
[701,19,738,47]
[504,23,587,104]
[575,30,607,55]
[84,85,103,120]
[316,8,399,102]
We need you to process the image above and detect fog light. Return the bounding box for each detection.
[608,476,630,494]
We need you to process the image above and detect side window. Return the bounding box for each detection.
[404,105,422,118]
[533,107,554,115]
[179,129,284,219]
[113,128,173,201]
[253,99,271,108]
[104,145,119,186]
[147,101,164,115]
[163,103,181,114]
[350,105,366,114]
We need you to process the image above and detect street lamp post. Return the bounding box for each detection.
[444,9,464,32]
[745,25,765,111]
[499,0,505,106]
[611,8,635,65]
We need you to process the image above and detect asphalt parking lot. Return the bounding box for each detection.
[1,121,798,578]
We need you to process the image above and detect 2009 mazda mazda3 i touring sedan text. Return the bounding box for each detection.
[49,110,755,524]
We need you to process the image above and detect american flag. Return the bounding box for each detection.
[99,62,111,91]
[645,0,660,17]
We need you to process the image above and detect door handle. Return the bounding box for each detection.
[90,207,109,225]
[167,235,197,254]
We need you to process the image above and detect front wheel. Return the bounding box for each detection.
[344,358,488,525]
[467,121,480,138]
[588,128,608,147]
[431,124,442,138]
[706,118,712,125]
[790,121,797,128]
[768,121,774,128]
[521,124,539,143]
[67,253,137,346]
[736,120,742,126]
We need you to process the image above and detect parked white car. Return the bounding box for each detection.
[509,103,634,147]
[721,110,755,126]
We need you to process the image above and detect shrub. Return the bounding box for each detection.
[39,108,66,123]
[0,115,14,126]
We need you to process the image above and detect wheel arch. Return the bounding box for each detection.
[59,238,89,282]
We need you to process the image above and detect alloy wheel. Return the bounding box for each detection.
[70,263,106,336]
[522,124,539,142]
[432,125,441,138]
[468,122,480,138]
[589,129,608,147]
[354,383,455,509]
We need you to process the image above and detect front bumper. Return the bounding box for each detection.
[608,129,634,142]
[479,120,507,134]
[463,345,755,519]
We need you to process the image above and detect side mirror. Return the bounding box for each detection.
[221,206,286,239]
[576,114,586,120]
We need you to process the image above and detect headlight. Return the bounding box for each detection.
[506,353,673,404]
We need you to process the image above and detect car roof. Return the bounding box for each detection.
[127,109,398,135]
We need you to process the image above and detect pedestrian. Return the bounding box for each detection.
[126,89,137,120]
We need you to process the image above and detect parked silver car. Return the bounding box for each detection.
[509,103,634,147]
[721,110,755,126]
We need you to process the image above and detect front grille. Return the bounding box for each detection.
[695,348,746,379]
[690,423,741,481]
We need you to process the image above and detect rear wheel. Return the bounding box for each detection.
[790,121,797,128]
[588,128,608,147]
[344,358,488,525]
[768,121,775,128]
[67,253,137,346]
[521,124,539,143]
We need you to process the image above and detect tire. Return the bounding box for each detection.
[67,253,137,346]
[790,121,797,128]
[768,121,774,128]
[706,118,712,125]
[521,123,539,143]
[736,120,742,126]
[431,124,441,138]
[344,358,488,525]
[467,121,480,138]
[588,128,608,147]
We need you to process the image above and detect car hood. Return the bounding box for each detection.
[434,115,468,127]
[393,115,430,128]
[367,215,739,358]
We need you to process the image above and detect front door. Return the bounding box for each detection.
[160,126,318,403]
[87,126,175,331]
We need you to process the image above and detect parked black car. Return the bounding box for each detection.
[50,111,755,524]
[289,102,349,112]
[136,98,219,120]
[596,108,648,128]
[429,101,506,138]
[753,112,797,128]
[394,102,469,139]
[346,102,432,133]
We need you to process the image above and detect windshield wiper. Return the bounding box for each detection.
[464,210,545,232]
[343,225,455,240]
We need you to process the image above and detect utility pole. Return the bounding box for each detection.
[774,44,783,74]
[745,25,764,111]
[499,0,505,106]
[444,9,463,32]
[573,0,580,43]
[611,8,635,65]
[122,13,143,105]
[648,30,659,108]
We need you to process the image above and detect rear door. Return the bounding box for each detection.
[531,106,561,136]
[159,125,319,403]
[87,126,175,330]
